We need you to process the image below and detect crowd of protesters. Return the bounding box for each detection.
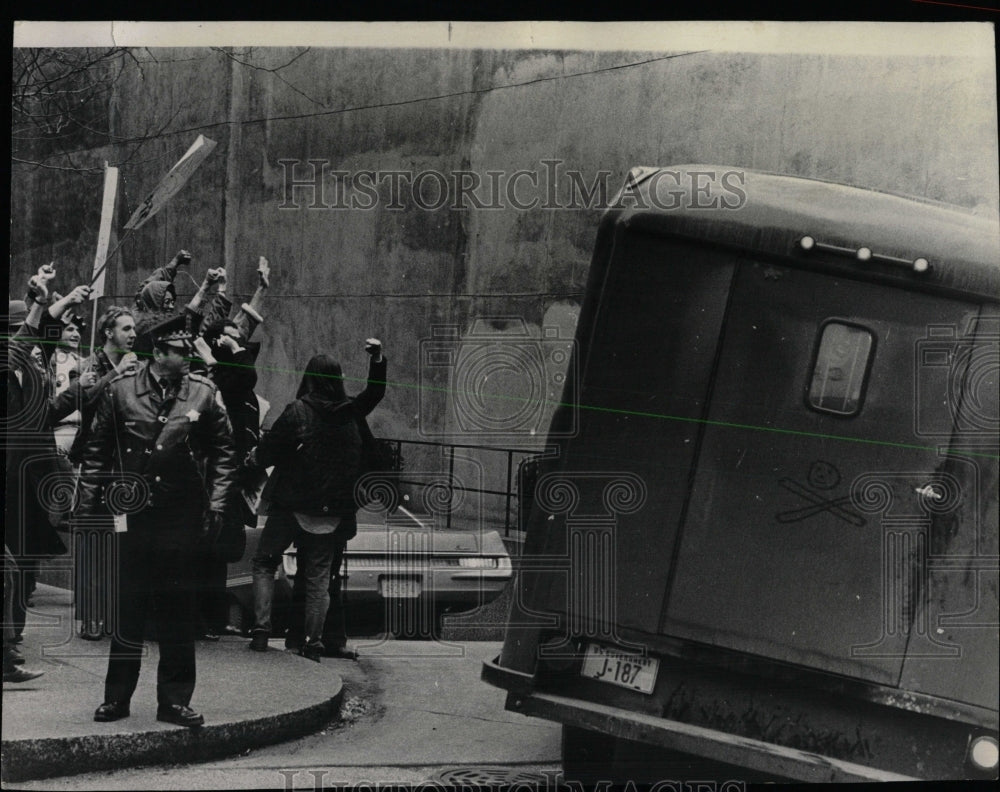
[3,251,386,729]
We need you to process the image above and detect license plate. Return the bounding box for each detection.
[581,644,659,694]
[379,577,421,598]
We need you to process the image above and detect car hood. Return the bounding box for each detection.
[351,523,507,555]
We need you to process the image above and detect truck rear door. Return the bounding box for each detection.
[664,261,984,686]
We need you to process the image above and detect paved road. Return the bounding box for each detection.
[13,640,562,790]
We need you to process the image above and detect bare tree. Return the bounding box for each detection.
[210,46,320,106]
[12,47,134,171]
[12,46,319,173]
[10,47,198,174]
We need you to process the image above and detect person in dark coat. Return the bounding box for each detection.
[201,320,262,484]
[69,306,138,640]
[131,249,190,358]
[4,272,91,648]
[190,256,272,637]
[75,315,237,727]
[73,307,140,459]
[198,255,273,465]
[132,249,224,355]
[242,340,386,660]
[132,280,178,360]
[193,318,262,638]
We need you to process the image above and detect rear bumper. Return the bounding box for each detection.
[481,655,917,784]
[340,568,511,607]
[230,569,511,611]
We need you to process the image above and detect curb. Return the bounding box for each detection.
[1,683,343,782]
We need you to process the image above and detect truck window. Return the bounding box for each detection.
[808,321,874,415]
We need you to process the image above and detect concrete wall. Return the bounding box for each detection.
[10,47,998,528]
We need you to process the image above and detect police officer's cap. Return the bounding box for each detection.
[150,314,192,351]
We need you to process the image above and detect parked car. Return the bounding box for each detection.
[226,506,513,639]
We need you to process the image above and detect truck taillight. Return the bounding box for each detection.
[968,734,999,774]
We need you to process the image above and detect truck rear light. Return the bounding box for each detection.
[968,735,999,773]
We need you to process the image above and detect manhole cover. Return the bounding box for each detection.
[432,767,560,789]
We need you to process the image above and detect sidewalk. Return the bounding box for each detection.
[2,585,343,783]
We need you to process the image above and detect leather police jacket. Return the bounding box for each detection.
[75,363,237,516]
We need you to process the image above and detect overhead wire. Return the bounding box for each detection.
[18,49,708,167]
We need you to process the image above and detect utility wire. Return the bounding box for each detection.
[18,50,708,166]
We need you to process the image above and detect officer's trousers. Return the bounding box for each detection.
[103,508,199,707]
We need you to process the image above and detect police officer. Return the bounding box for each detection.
[75,315,236,727]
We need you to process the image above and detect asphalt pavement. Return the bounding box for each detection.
[1,584,344,783]
[3,584,562,788]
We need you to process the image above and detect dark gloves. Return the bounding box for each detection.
[199,509,247,562]
[201,510,225,544]
[236,461,261,489]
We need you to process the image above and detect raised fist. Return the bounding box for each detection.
[37,263,57,282]
[364,338,383,359]
[27,263,57,302]
[205,267,226,285]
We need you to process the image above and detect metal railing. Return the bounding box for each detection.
[380,437,541,536]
